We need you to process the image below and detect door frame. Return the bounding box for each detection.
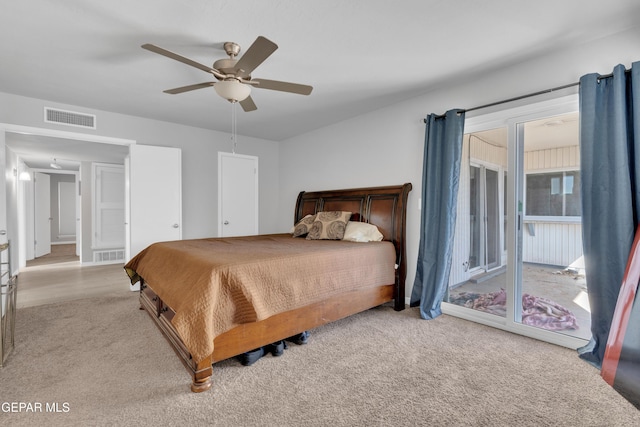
[442,94,587,350]
[0,123,135,272]
[23,169,80,261]
[468,162,503,274]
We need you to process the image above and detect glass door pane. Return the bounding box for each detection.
[518,112,590,340]
[448,129,507,318]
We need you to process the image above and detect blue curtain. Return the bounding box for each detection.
[410,109,465,319]
[579,61,640,368]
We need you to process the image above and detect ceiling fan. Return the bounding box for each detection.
[141,36,313,112]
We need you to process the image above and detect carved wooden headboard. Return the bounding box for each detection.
[294,183,412,309]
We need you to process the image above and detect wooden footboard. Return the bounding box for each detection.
[139,281,213,392]
[140,278,395,392]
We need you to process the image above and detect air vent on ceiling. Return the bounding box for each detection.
[44,107,97,129]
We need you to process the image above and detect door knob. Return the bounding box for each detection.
[172,224,179,228]
[224,221,229,225]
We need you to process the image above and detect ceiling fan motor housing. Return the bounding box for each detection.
[213,58,250,80]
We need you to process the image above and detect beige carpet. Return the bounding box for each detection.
[1,289,638,426]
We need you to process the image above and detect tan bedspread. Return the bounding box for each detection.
[125,233,396,363]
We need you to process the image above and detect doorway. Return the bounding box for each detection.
[1,124,133,272]
[29,170,80,266]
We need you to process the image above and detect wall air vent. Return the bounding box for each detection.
[93,249,125,264]
[44,107,97,129]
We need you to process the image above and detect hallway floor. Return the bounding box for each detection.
[16,244,129,308]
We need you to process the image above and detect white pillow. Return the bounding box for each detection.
[342,221,384,242]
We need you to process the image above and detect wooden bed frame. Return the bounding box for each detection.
[138,183,412,392]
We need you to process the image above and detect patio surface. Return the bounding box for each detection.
[449,263,591,341]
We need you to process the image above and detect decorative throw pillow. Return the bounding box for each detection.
[342,221,384,242]
[291,214,316,237]
[306,211,352,240]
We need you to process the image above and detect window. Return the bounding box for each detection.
[525,171,580,217]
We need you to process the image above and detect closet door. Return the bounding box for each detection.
[218,152,258,237]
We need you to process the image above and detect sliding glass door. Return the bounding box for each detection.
[445,96,589,349]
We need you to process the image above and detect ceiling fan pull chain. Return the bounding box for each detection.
[231,101,238,154]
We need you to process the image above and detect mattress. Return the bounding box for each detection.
[125,233,396,363]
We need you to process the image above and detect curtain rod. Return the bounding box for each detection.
[423,68,631,122]
[423,82,579,122]
[463,81,579,114]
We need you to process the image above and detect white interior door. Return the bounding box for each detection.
[218,152,258,237]
[34,172,51,258]
[93,164,124,249]
[75,175,81,256]
[58,181,76,237]
[127,144,182,290]
[0,132,6,246]
[0,133,5,318]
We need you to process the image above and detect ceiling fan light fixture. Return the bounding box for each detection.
[143,36,312,112]
[214,80,251,102]
[50,158,62,169]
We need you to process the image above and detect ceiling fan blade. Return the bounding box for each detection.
[252,78,313,95]
[163,82,214,94]
[141,44,225,79]
[234,36,278,75]
[239,96,257,112]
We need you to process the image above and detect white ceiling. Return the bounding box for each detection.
[2,0,639,169]
[471,112,579,151]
